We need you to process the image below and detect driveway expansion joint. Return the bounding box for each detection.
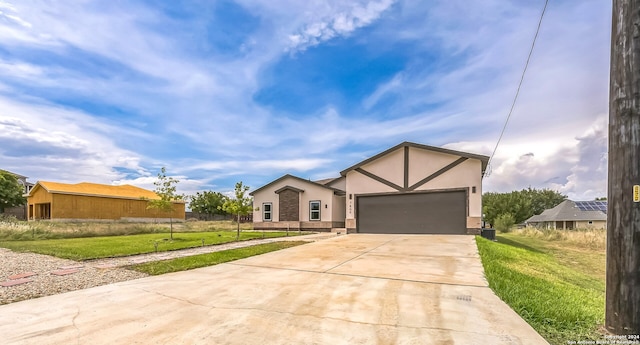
[323,237,400,273]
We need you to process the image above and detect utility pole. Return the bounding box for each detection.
[607,0,640,334]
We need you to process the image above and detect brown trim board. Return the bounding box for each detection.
[404,146,409,189]
[354,168,404,191]
[408,157,468,191]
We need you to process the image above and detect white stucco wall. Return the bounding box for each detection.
[326,177,346,191]
[418,159,483,217]
[407,147,459,186]
[361,148,405,187]
[299,184,335,222]
[344,147,485,230]
[332,194,346,222]
[252,176,340,223]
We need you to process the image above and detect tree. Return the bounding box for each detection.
[494,213,515,233]
[483,187,566,226]
[0,170,26,213]
[189,191,229,218]
[146,167,182,240]
[525,187,567,217]
[219,182,252,240]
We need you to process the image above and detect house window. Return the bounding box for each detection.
[588,221,593,225]
[263,203,272,221]
[310,201,321,221]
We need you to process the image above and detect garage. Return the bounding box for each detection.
[357,190,467,234]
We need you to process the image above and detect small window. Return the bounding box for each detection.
[310,201,321,221]
[588,221,593,225]
[263,203,272,221]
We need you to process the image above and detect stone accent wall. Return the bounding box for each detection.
[466,228,481,235]
[254,221,301,230]
[278,189,299,221]
[300,221,345,232]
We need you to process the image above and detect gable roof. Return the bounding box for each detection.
[249,174,345,196]
[1,169,27,180]
[526,200,607,223]
[339,141,490,177]
[29,181,184,202]
[274,185,305,194]
[314,178,338,185]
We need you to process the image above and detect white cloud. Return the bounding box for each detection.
[186,158,332,174]
[480,116,608,200]
[0,1,31,28]
[112,175,206,198]
[0,96,147,184]
[0,59,43,79]
[285,0,396,51]
[0,0,611,198]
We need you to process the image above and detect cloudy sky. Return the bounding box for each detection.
[0,0,610,200]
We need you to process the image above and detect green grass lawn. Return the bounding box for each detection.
[0,231,303,260]
[130,241,307,275]
[476,232,605,345]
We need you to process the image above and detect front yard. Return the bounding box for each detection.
[477,229,606,345]
[0,219,309,260]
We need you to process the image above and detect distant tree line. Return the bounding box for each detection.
[0,170,26,213]
[483,187,567,227]
[188,191,230,217]
[188,183,253,238]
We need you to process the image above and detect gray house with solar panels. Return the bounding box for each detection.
[525,200,607,230]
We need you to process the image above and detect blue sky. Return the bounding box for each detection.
[0,0,610,200]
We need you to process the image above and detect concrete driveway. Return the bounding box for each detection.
[0,234,548,344]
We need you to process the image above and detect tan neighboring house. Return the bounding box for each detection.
[251,142,489,234]
[525,200,607,230]
[0,170,34,220]
[27,181,185,222]
[251,174,346,231]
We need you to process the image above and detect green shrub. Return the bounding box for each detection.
[495,213,516,233]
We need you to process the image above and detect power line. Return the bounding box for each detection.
[485,0,550,177]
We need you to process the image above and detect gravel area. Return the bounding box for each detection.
[0,248,148,305]
[0,233,337,305]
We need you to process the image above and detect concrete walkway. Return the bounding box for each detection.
[0,234,549,344]
[85,232,335,268]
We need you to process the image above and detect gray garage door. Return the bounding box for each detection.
[357,191,466,234]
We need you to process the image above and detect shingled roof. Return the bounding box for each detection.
[30,181,184,202]
[526,200,606,223]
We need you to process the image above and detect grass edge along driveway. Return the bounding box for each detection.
[0,231,304,260]
[476,234,605,345]
[129,241,308,275]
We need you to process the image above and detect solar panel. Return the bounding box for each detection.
[575,201,607,213]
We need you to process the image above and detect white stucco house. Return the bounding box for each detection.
[251,142,489,235]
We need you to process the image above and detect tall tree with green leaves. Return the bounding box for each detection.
[0,170,26,213]
[219,182,252,240]
[189,191,229,218]
[146,167,182,240]
[483,187,566,226]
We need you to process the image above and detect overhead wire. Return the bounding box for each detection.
[485,0,550,177]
